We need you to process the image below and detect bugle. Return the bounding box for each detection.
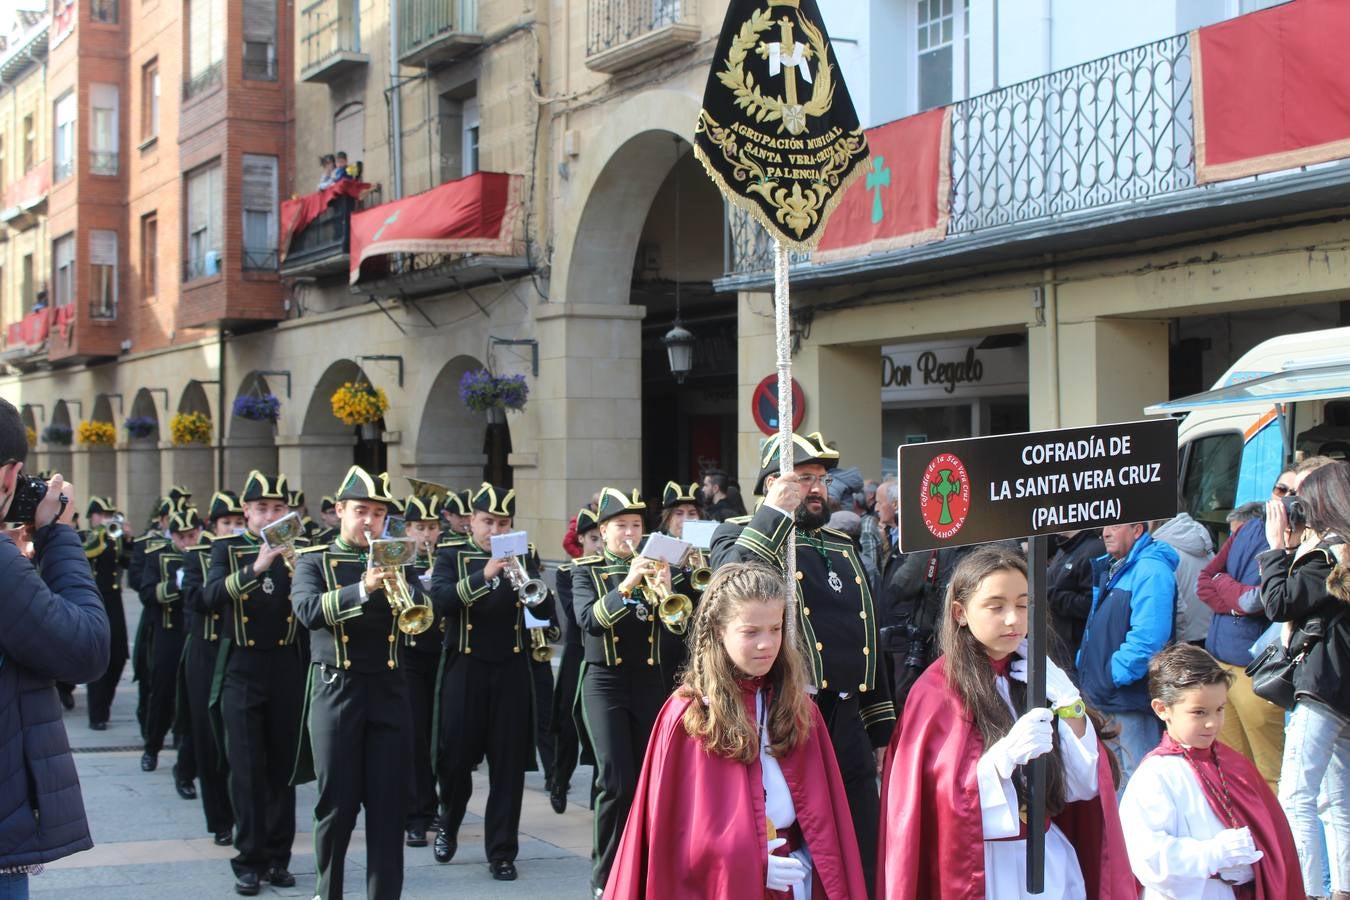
[366,533,434,635]
[504,555,548,608]
[685,547,712,591]
[625,540,693,634]
[529,626,553,662]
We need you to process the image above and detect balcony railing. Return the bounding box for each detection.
[586,0,699,73]
[281,186,382,275]
[726,32,1196,278]
[183,61,223,100]
[243,50,277,81]
[90,151,118,176]
[54,159,74,182]
[398,0,480,67]
[183,250,223,282]
[301,0,367,83]
[243,248,279,271]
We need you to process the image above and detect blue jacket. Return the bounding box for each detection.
[1076,532,1178,713]
[0,523,110,867]
[1204,518,1269,666]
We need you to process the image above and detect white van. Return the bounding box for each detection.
[1145,326,1350,543]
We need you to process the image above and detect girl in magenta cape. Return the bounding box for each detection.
[1119,643,1301,899]
[878,546,1136,899]
[605,563,867,900]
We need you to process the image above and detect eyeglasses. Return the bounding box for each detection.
[1273,483,1296,497]
[796,474,833,488]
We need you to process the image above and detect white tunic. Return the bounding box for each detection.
[974,675,1100,900]
[758,690,812,900]
[1119,754,1243,900]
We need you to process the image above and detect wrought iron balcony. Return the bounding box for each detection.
[586,0,700,74]
[300,0,368,84]
[90,151,118,176]
[53,159,74,183]
[397,0,481,68]
[280,187,382,277]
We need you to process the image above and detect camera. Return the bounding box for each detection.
[4,473,68,526]
[1281,493,1308,531]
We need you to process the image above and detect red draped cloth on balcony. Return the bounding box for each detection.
[54,305,76,341]
[1193,0,1350,184]
[279,179,371,261]
[348,172,523,285]
[11,308,52,347]
[813,107,952,263]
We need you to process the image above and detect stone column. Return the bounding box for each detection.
[275,432,355,501]
[791,343,885,480]
[736,291,778,495]
[165,443,216,501]
[118,439,162,524]
[222,435,280,494]
[1054,317,1170,426]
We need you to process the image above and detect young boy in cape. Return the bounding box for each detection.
[1119,643,1301,899]
[878,545,1136,899]
[605,562,867,899]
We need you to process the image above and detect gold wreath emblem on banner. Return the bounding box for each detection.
[719,8,833,136]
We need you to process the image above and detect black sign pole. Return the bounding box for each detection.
[1024,534,1049,894]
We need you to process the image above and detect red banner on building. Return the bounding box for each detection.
[278,179,370,261]
[814,107,951,263]
[348,172,522,285]
[1193,0,1350,184]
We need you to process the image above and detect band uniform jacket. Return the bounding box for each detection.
[181,536,224,645]
[203,531,308,650]
[430,541,559,662]
[82,528,130,644]
[711,505,896,747]
[140,538,188,633]
[571,548,695,671]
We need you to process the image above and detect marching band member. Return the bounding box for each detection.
[549,506,601,814]
[399,493,445,849]
[203,471,305,897]
[440,488,472,537]
[656,480,705,689]
[139,506,203,807]
[430,483,554,881]
[180,491,244,846]
[711,432,895,893]
[82,496,130,731]
[315,495,339,543]
[288,489,322,541]
[130,496,177,735]
[292,466,423,900]
[572,488,696,898]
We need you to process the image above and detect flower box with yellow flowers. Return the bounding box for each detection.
[170,412,214,446]
[330,381,389,427]
[77,420,117,447]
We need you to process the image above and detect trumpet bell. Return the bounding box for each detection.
[529,627,553,662]
[658,592,693,633]
[689,567,712,591]
[398,604,435,635]
[519,578,548,608]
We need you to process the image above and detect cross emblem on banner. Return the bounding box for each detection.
[866,156,890,224]
[757,17,815,134]
[929,468,963,525]
[372,209,401,242]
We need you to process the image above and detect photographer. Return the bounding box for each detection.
[0,398,110,898]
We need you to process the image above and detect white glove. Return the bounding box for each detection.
[1217,864,1256,885]
[176,569,186,589]
[766,838,808,892]
[984,707,1055,780]
[1012,642,1082,709]
[1206,827,1264,875]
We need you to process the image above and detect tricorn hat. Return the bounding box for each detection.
[441,489,472,518]
[320,494,336,512]
[166,485,192,502]
[207,490,244,522]
[661,481,699,509]
[595,487,645,525]
[241,471,289,503]
[87,496,117,517]
[470,483,515,518]
[286,489,306,508]
[334,466,396,504]
[755,432,839,494]
[402,494,438,522]
[169,507,204,533]
[575,506,599,536]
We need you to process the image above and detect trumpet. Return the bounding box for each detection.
[105,514,125,542]
[529,626,553,663]
[366,533,435,635]
[503,555,548,608]
[685,547,712,591]
[262,513,304,573]
[626,541,693,634]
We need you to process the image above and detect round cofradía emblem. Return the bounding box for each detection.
[919,452,970,540]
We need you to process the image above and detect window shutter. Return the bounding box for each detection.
[241,155,276,211]
[243,0,275,43]
[90,230,118,266]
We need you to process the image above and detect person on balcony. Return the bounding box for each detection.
[317,155,338,191]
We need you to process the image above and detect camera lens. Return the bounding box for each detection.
[4,474,48,525]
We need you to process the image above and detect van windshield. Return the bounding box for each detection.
[1181,432,1242,547]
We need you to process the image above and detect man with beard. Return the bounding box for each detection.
[710,432,894,895]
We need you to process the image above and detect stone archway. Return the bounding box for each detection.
[225,371,280,492]
[122,388,163,527]
[413,355,490,492]
[169,381,216,500]
[46,400,74,480]
[295,359,384,499]
[88,394,119,516]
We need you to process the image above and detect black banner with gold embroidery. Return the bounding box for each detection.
[694,0,869,251]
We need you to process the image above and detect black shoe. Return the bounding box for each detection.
[489,859,517,881]
[213,829,233,846]
[263,866,295,888]
[433,829,456,864]
[140,752,158,772]
[233,872,260,896]
[176,780,197,800]
[89,721,108,731]
[545,773,555,793]
[59,691,75,711]
[550,781,568,814]
[406,827,427,847]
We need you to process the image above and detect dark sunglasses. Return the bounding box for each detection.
[1273,483,1296,497]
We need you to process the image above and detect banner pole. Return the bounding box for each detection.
[1025,533,1049,894]
[774,237,796,601]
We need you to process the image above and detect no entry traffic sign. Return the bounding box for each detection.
[897,418,1179,552]
[751,375,805,436]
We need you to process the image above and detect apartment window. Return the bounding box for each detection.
[242,155,277,270]
[142,60,160,141]
[90,84,120,175]
[186,0,226,98]
[90,230,117,319]
[53,234,75,308]
[916,0,968,112]
[21,255,33,308]
[141,213,158,297]
[242,0,277,80]
[462,96,480,177]
[91,0,118,23]
[185,162,223,281]
[23,114,35,172]
[54,93,76,182]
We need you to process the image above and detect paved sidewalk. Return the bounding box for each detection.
[37,615,597,899]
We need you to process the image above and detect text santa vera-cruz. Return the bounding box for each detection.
[988,433,1165,531]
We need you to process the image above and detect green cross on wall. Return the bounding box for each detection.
[866,156,891,225]
[928,468,962,525]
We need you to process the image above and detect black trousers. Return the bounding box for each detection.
[436,653,532,863]
[530,656,555,778]
[132,613,153,737]
[220,646,303,878]
[549,642,583,791]
[814,691,879,897]
[309,664,411,900]
[578,663,666,893]
[185,634,233,834]
[87,594,128,726]
[401,647,440,830]
[144,623,185,757]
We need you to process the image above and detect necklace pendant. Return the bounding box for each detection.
[827,570,843,593]
[262,574,275,596]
